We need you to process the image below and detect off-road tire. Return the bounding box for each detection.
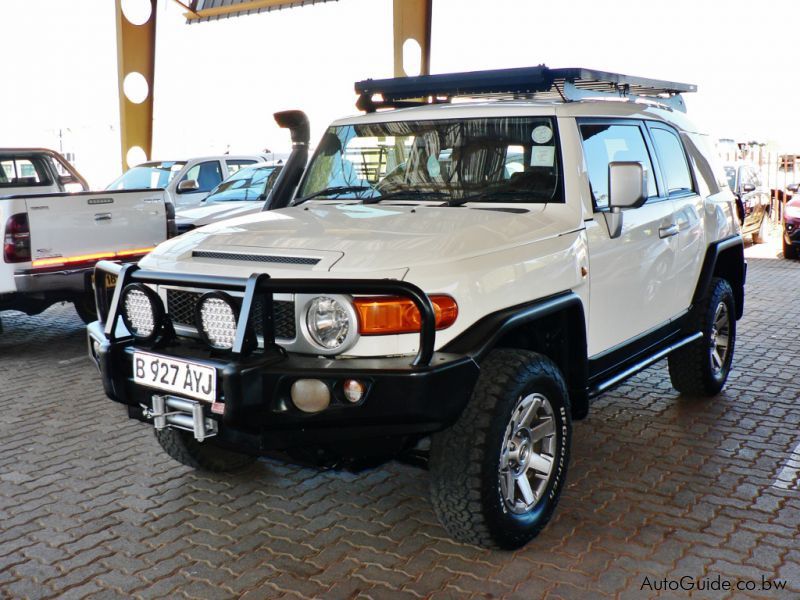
[783,236,797,260]
[668,277,735,396]
[73,292,98,325]
[429,349,571,550]
[155,428,255,472]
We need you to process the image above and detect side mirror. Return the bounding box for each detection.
[177,179,199,193]
[59,174,79,186]
[605,162,647,239]
[741,182,756,193]
[788,184,798,193]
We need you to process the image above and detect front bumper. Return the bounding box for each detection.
[87,321,479,453]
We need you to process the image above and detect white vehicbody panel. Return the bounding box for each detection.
[139,98,739,363]
[25,190,167,263]
[142,200,586,356]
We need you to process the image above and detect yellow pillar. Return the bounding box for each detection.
[393,0,432,77]
[115,0,157,170]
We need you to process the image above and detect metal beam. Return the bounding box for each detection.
[115,0,157,170]
[184,0,338,22]
[393,0,432,77]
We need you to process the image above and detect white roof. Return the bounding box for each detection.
[332,98,701,134]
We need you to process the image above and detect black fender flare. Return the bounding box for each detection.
[443,292,588,417]
[692,235,746,320]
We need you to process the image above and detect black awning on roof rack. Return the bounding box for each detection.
[354,65,697,113]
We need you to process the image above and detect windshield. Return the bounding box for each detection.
[106,161,187,190]
[297,117,562,204]
[724,166,736,191]
[204,165,280,202]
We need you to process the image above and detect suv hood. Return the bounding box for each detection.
[147,202,564,272]
[176,201,262,227]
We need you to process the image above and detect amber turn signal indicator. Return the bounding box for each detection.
[354,295,458,335]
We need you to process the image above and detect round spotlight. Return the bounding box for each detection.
[343,379,366,404]
[305,296,352,350]
[195,292,240,350]
[120,283,164,342]
[291,379,331,413]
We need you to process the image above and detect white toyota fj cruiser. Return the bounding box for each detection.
[88,67,745,549]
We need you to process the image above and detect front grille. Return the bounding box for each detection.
[166,289,296,340]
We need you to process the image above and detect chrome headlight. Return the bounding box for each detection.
[195,292,240,350]
[304,296,353,351]
[120,283,164,342]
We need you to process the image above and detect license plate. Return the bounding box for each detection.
[91,272,117,289]
[133,351,216,402]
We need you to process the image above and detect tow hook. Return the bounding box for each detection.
[141,395,218,442]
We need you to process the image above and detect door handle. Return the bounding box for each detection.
[658,224,679,239]
[94,213,112,222]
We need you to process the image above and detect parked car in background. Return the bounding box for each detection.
[175,161,283,234]
[1,147,88,195]
[724,163,770,243]
[782,186,800,258]
[1,148,173,326]
[106,154,270,208]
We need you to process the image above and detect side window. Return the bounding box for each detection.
[579,123,658,209]
[226,159,256,177]
[749,168,761,188]
[650,127,694,195]
[0,157,51,186]
[181,161,224,193]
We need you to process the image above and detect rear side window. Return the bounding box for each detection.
[226,159,257,176]
[580,123,657,208]
[181,160,224,193]
[0,157,51,187]
[650,127,694,195]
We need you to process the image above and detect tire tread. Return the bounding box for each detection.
[429,349,569,549]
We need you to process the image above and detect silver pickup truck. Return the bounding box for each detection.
[0,148,174,326]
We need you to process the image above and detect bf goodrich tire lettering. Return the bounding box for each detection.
[429,349,571,549]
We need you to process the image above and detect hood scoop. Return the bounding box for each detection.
[192,250,320,266]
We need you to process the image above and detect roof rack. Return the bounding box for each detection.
[355,65,697,113]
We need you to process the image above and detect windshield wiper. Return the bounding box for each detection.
[293,186,373,206]
[440,190,536,207]
[362,190,448,204]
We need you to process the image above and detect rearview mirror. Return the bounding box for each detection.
[177,179,200,193]
[741,182,756,193]
[59,174,79,186]
[605,162,647,239]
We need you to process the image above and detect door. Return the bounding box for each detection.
[580,120,679,355]
[647,124,705,313]
[174,160,224,207]
[25,190,167,266]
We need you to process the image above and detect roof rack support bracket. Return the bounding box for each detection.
[562,81,687,113]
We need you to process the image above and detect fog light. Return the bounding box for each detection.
[120,283,164,342]
[195,291,239,350]
[92,340,101,359]
[343,379,366,404]
[291,379,330,413]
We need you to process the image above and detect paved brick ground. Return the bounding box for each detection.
[1,239,799,599]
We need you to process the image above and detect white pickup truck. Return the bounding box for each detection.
[0,148,173,326]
